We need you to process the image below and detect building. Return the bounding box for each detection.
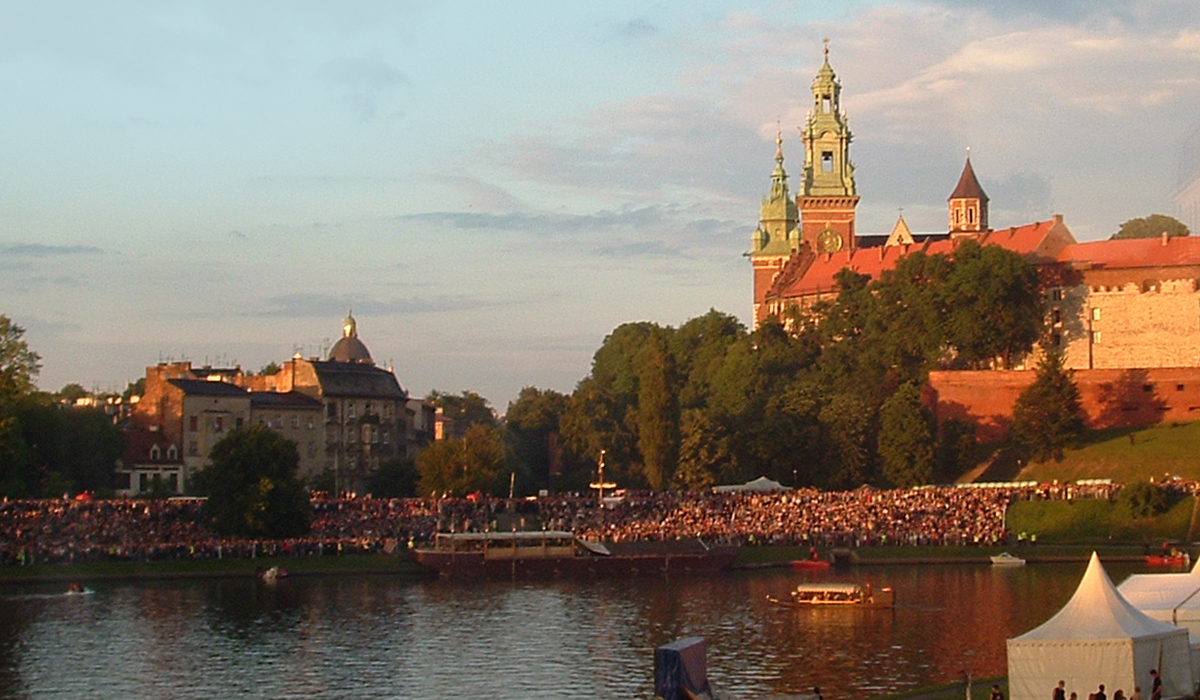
[751,46,1200,437]
[118,314,431,496]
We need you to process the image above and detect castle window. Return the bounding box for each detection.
[1092,308,1101,321]
[1092,331,1102,344]
[1143,384,1154,392]
[1050,289,1062,301]
[1052,309,1062,325]
[822,151,833,172]
[967,208,975,224]
[1052,334,1062,347]
[822,95,831,112]
[1177,384,1186,392]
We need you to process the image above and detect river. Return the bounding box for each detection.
[0,558,1147,700]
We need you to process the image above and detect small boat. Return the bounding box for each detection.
[65,583,94,596]
[259,566,288,582]
[790,559,832,571]
[1146,553,1190,567]
[990,552,1026,567]
[767,582,894,608]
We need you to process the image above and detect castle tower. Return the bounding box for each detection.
[948,154,989,235]
[798,41,859,254]
[749,132,801,325]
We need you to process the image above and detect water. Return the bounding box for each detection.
[0,560,1146,700]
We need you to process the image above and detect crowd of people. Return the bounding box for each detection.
[0,480,1143,566]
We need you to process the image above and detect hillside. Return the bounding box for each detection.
[1012,421,1200,484]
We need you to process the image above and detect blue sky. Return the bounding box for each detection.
[3,0,1199,410]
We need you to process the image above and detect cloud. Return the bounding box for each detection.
[2,243,104,256]
[254,293,487,319]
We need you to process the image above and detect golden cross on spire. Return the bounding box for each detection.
[823,37,830,56]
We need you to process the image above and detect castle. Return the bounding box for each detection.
[752,47,1200,439]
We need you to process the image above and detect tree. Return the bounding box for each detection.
[1111,214,1190,240]
[416,423,509,497]
[944,239,1043,369]
[1010,350,1085,461]
[878,382,936,487]
[674,409,729,490]
[367,455,419,498]
[633,329,679,490]
[0,316,41,406]
[426,390,498,435]
[198,425,312,538]
[259,361,282,375]
[57,383,89,404]
[505,386,569,492]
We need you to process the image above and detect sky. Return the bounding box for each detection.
[3,0,1200,411]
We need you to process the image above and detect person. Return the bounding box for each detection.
[1149,669,1161,700]
[991,684,1004,700]
[1054,681,1066,700]
[1130,686,1143,700]
[1095,684,1107,700]
[1114,690,1126,700]
[814,687,824,700]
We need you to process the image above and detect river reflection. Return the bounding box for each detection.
[0,560,1148,700]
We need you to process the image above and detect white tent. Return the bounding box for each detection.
[1008,553,1195,700]
[711,476,789,493]
[1118,559,1200,636]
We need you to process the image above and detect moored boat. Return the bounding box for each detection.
[412,530,739,580]
[767,582,895,608]
[1146,553,1190,567]
[790,559,832,571]
[990,552,1026,566]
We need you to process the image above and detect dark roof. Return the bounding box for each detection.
[250,391,324,409]
[328,336,374,364]
[309,361,407,399]
[857,232,952,249]
[166,379,249,397]
[949,157,989,202]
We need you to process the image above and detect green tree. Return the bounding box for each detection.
[259,361,282,375]
[57,383,90,404]
[13,399,124,496]
[670,310,746,410]
[1111,214,1190,240]
[934,417,978,483]
[818,392,877,490]
[505,386,569,492]
[427,390,498,435]
[366,455,419,498]
[634,329,679,490]
[198,425,312,538]
[674,409,729,490]
[944,239,1043,369]
[416,423,509,497]
[0,316,41,406]
[1010,350,1085,461]
[878,382,936,487]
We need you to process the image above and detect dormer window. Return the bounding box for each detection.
[167,445,178,461]
[150,445,161,461]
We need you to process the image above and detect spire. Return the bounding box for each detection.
[801,41,855,198]
[752,130,799,256]
[769,128,788,201]
[948,152,989,234]
[342,310,357,339]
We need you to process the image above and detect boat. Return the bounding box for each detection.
[411,530,740,580]
[766,582,895,608]
[991,552,1026,566]
[258,566,288,582]
[790,559,832,571]
[1145,553,1190,567]
[65,582,94,596]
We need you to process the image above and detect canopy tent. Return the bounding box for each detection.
[711,476,790,493]
[1118,559,1200,636]
[1008,553,1195,700]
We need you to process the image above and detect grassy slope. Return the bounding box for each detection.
[1014,421,1200,484]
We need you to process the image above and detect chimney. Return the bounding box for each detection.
[1162,231,1169,246]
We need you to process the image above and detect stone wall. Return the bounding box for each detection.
[927,367,1200,442]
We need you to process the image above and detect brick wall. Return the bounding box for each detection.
[927,367,1200,442]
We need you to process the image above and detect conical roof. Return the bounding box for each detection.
[949,156,989,202]
[1013,552,1184,641]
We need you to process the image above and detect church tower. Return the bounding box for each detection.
[799,42,859,254]
[948,154,989,235]
[749,132,801,325]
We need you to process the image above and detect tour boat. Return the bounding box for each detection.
[412,530,740,580]
[990,552,1026,566]
[766,582,895,608]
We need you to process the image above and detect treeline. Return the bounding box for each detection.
[416,238,1054,497]
[0,317,126,498]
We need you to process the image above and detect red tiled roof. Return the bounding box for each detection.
[1057,235,1200,269]
[771,217,1073,301]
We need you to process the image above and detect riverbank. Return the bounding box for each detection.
[0,543,1154,585]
